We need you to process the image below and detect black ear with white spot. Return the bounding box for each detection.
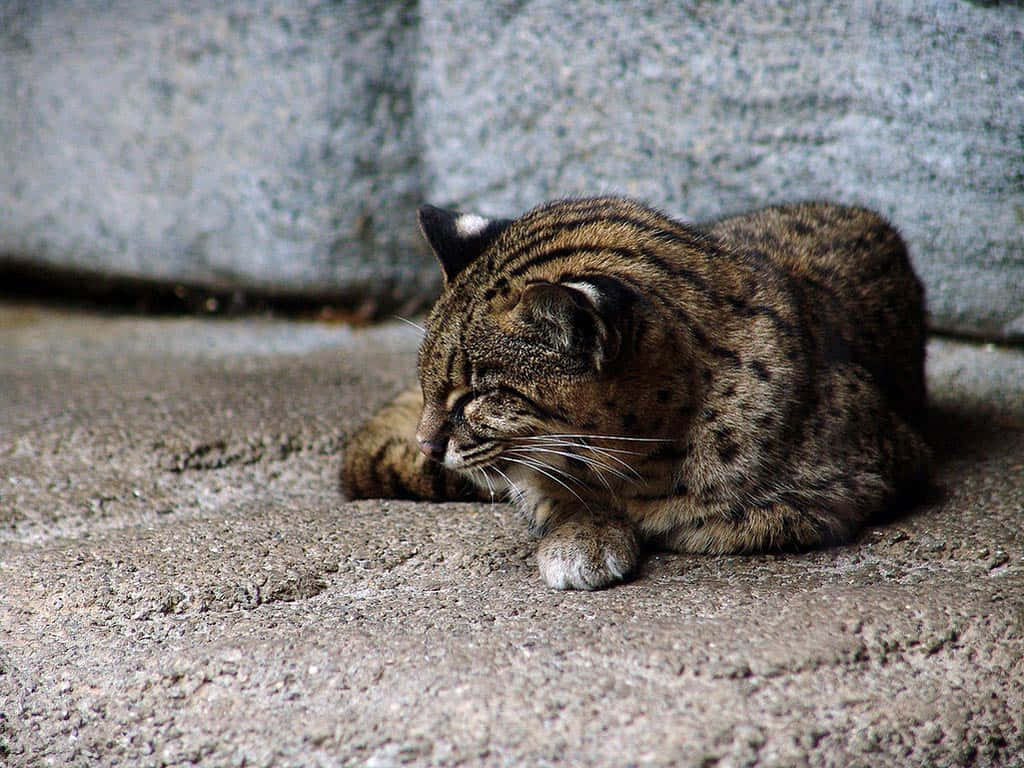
[418,205,512,283]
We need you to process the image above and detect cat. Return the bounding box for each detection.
[341,196,930,590]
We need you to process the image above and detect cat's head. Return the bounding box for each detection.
[413,199,653,482]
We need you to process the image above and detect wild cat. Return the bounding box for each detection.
[342,196,930,589]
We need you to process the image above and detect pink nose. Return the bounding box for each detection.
[417,436,446,461]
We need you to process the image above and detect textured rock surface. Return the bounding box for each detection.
[418,0,1024,340]
[1,303,1022,767]
[0,0,431,306]
[2,1,1022,339]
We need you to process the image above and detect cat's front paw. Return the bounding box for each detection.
[536,518,639,590]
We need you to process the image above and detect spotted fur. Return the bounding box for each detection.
[341,197,930,590]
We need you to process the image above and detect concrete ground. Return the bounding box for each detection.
[0,301,1021,768]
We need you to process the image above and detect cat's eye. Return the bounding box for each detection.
[445,386,473,416]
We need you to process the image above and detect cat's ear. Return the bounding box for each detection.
[418,205,512,283]
[514,276,637,371]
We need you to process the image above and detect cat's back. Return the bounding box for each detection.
[700,201,927,425]
[701,201,915,294]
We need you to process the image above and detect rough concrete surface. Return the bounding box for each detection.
[3,1,1023,339]
[0,302,1022,767]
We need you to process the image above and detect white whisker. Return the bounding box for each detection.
[492,466,524,506]
[506,446,631,487]
[508,446,615,490]
[514,437,645,456]
[393,315,426,335]
[474,467,496,502]
[503,456,591,512]
[511,438,645,481]
[524,432,671,443]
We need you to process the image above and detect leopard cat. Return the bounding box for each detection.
[341,197,930,590]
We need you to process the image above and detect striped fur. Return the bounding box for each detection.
[341,197,930,590]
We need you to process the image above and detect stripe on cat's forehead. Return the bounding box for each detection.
[455,213,490,238]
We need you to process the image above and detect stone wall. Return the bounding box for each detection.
[2,0,1021,339]
[0,0,429,308]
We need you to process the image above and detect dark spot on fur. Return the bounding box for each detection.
[757,414,774,429]
[647,443,688,462]
[703,408,717,423]
[722,384,737,397]
[491,277,509,297]
[386,467,417,501]
[715,428,739,463]
[716,442,741,466]
[429,460,450,500]
[724,505,747,523]
[725,295,747,312]
[678,404,697,421]
[711,345,741,367]
[823,329,852,365]
[656,389,671,403]
[749,360,771,381]
[699,487,719,504]
[689,323,710,348]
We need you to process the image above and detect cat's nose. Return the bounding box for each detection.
[417,435,447,461]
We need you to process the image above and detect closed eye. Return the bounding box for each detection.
[445,386,473,417]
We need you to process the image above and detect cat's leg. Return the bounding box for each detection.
[530,498,641,590]
[340,387,486,501]
[627,411,931,554]
[628,494,855,555]
[631,364,933,554]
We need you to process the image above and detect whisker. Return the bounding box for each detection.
[474,467,496,502]
[506,454,573,485]
[507,447,616,490]
[512,439,645,481]
[571,444,645,481]
[518,432,672,444]
[513,437,646,456]
[506,446,631,487]
[491,466,524,506]
[393,315,426,335]
[503,456,591,511]
[521,439,645,468]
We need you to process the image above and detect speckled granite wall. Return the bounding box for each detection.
[2,1,1021,338]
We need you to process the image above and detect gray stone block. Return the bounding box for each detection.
[0,0,434,307]
[418,0,1024,340]
[1,1,1021,339]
